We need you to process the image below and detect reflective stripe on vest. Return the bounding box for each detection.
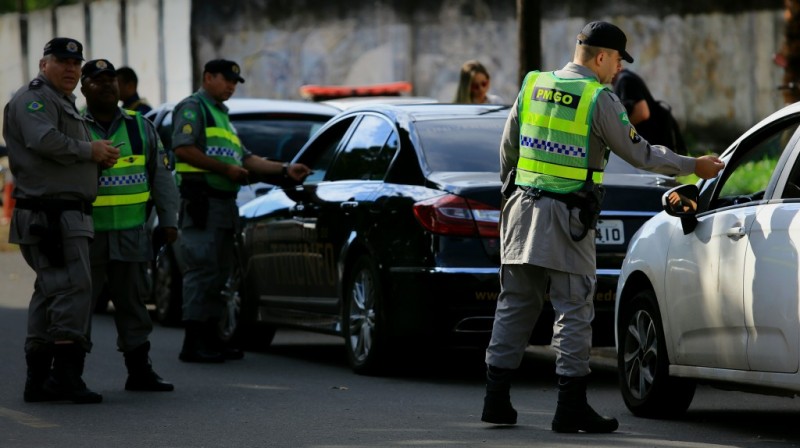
[516,71,606,194]
[91,110,152,231]
[174,94,243,192]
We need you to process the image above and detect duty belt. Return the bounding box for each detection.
[520,186,604,242]
[179,176,237,200]
[15,197,93,215]
[520,186,588,210]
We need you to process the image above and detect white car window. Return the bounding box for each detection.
[710,120,800,209]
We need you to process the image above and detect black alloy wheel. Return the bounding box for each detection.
[343,255,388,375]
[618,288,695,418]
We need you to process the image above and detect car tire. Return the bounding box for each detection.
[343,255,388,375]
[153,245,183,326]
[618,288,696,418]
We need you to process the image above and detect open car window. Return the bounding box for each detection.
[708,119,800,210]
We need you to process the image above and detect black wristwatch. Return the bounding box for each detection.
[281,162,289,179]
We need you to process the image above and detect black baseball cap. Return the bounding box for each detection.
[43,37,84,61]
[81,59,117,81]
[204,59,245,83]
[578,21,634,63]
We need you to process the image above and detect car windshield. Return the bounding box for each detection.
[154,111,328,163]
[415,117,506,172]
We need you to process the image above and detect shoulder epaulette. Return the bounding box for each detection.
[29,79,44,90]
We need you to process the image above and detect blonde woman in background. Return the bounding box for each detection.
[454,60,504,104]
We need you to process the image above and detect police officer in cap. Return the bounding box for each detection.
[481,21,725,431]
[81,58,178,392]
[3,37,121,404]
[171,59,310,363]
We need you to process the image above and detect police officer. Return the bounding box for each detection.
[116,66,153,115]
[3,38,121,404]
[81,59,177,392]
[482,21,725,431]
[172,59,310,363]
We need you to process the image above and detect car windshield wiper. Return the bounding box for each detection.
[479,105,512,115]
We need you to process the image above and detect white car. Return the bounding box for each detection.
[615,100,800,418]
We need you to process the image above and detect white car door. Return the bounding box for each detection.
[665,207,750,369]
[744,203,800,373]
[666,119,800,370]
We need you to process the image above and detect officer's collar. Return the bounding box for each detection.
[83,106,124,124]
[562,63,601,82]
[197,88,229,112]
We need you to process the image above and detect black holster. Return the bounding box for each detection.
[16,198,92,267]
[572,184,605,242]
[180,188,209,230]
[179,179,236,230]
[523,184,604,242]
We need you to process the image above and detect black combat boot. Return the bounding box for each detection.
[481,365,517,425]
[124,341,174,391]
[179,321,225,363]
[24,345,59,402]
[43,343,102,404]
[551,375,618,433]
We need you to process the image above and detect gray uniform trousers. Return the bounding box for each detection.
[485,264,595,378]
[89,232,154,352]
[177,197,237,323]
[21,236,93,352]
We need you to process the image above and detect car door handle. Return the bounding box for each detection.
[340,201,359,209]
[726,226,746,239]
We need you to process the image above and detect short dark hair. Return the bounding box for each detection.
[116,66,138,85]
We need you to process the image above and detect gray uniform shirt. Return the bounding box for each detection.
[85,107,179,260]
[499,63,697,275]
[3,74,97,243]
[170,88,253,160]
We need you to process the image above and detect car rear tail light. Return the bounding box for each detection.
[413,194,500,238]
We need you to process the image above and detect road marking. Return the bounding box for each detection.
[0,407,59,428]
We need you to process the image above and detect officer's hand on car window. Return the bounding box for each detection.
[225,164,250,184]
[287,163,311,182]
[90,140,121,169]
[694,155,725,179]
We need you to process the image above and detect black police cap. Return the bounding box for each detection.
[204,59,245,84]
[81,59,117,81]
[43,37,84,61]
[578,21,634,63]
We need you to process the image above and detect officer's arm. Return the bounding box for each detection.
[15,92,92,164]
[145,120,179,229]
[171,100,231,175]
[595,91,695,176]
[500,97,521,183]
[628,99,650,125]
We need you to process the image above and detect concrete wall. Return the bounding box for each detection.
[0,0,788,152]
[0,0,192,144]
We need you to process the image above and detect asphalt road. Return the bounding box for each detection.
[1,249,799,448]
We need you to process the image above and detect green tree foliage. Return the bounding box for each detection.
[0,0,80,14]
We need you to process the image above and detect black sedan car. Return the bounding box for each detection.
[234,103,679,373]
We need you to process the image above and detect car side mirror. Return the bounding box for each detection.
[662,184,699,234]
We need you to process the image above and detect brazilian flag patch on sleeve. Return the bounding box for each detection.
[619,112,630,126]
[182,110,196,121]
[26,101,45,112]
